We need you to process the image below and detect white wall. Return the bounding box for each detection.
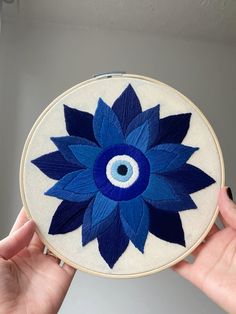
[1,19,236,314]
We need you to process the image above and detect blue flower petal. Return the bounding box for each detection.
[51,136,97,165]
[142,174,197,211]
[48,200,89,234]
[147,202,185,246]
[153,113,191,146]
[31,151,81,180]
[65,169,98,194]
[82,200,117,246]
[64,104,97,143]
[119,197,149,252]
[112,84,142,132]
[45,171,95,202]
[91,192,117,227]
[93,98,124,148]
[125,121,150,152]
[69,144,101,168]
[125,105,160,148]
[146,144,198,173]
[162,164,216,194]
[98,211,129,268]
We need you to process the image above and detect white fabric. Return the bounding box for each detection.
[21,75,224,277]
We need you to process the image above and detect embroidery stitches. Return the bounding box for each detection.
[32,84,216,268]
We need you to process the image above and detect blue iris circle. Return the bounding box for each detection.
[93,144,150,201]
[111,160,133,182]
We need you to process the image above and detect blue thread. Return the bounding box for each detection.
[31,151,80,180]
[93,98,124,148]
[93,144,150,201]
[147,202,186,246]
[119,197,149,253]
[111,160,133,182]
[48,200,89,235]
[97,211,129,268]
[69,144,101,168]
[64,104,97,143]
[112,84,142,132]
[125,121,150,152]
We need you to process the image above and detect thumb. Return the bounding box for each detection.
[0,219,36,260]
[218,186,236,229]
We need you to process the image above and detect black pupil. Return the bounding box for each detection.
[117,165,128,176]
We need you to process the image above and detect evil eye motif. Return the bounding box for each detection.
[106,155,139,188]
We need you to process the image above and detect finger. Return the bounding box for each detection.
[172,260,194,281]
[30,232,45,251]
[218,187,236,229]
[10,208,29,234]
[0,220,36,259]
[204,223,220,240]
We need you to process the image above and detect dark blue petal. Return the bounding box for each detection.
[154,113,191,145]
[93,98,124,147]
[119,197,149,252]
[147,202,185,246]
[65,169,98,194]
[142,174,197,211]
[125,105,160,148]
[45,171,95,202]
[146,144,198,173]
[48,200,89,234]
[125,121,150,152]
[112,84,142,132]
[82,200,117,246]
[51,136,97,165]
[97,211,129,268]
[64,104,97,143]
[162,164,216,194]
[31,151,80,180]
[69,144,101,168]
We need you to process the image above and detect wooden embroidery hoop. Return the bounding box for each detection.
[20,73,225,279]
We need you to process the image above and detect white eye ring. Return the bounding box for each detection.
[106,155,139,188]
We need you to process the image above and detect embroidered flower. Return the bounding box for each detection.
[32,84,215,268]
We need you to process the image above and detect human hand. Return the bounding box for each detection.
[173,187,236,313]
[0,209,76,314]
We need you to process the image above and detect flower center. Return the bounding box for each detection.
[93,144,150,201]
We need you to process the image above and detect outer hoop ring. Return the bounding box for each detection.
[19,73,225,279]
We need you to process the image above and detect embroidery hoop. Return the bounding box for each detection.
[20,73,225,278]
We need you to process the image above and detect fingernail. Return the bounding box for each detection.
[227,187,233,200]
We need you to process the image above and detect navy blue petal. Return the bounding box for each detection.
[31,151,80,180]
[119,197,149,253]
[93,98,124,147]
[64,104,97,143]
[48,200,89,234]
[82,200,117,246]
[147,202,185,246]
[112,84,142,132]
[154,113,191,145]
[51,136,97,165]
[126,105,160,148]
[45,171,95,202]
[146,144,198,173]
[162,164,216,194]
[97,211,129,268]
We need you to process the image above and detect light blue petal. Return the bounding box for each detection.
[45,170,95,202]
[146,144,198,173]
[125,121,150,152]
[93,98,124,147]
[142,174,177,201]
[119,197,149,252]
[92,192,117,226]
[69,144,101,168]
